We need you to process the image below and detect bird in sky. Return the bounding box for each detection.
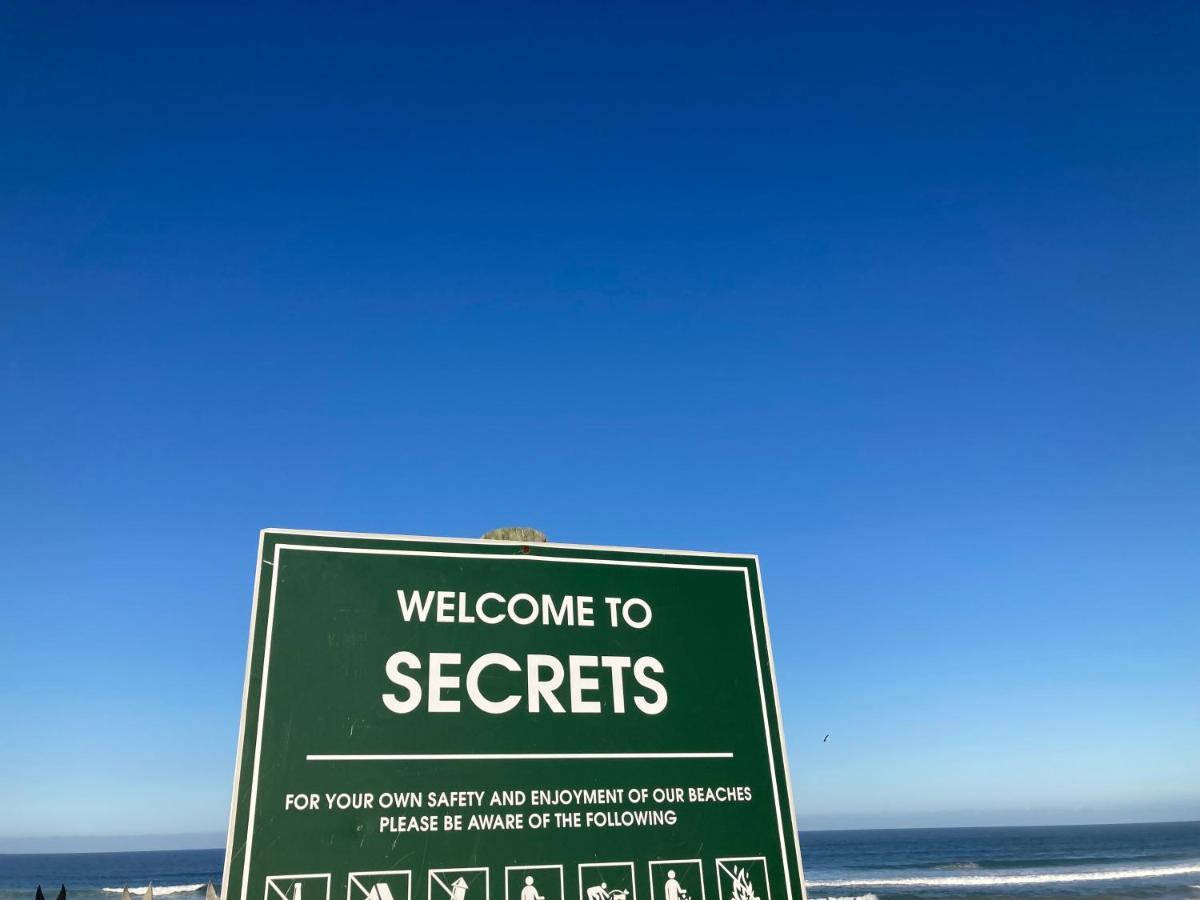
[823,734,830,742]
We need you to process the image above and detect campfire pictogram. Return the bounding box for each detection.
[728,868,759,900]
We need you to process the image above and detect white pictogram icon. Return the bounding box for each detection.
[715,858,769,900]
[505,866,564,900]
[578,862,635,900]
[348,871,413,900]
[266,875,331,900]
[430,868,489,900]
[648,861,703,900]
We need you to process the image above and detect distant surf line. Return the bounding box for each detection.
[805,861,1200,888]
[101,887,207,896]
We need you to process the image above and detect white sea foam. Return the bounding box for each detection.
[805,861,1200,888]
[101,886,207,896]
[808,894,879,900]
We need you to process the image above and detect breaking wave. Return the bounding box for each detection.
[808,894,879,900]
[805,861,1200,888]
[102,886,207,896]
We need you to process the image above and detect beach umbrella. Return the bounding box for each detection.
[35,886,45,900]
[56,885,67,900]
[206,882,219,900]
[122,888,133,900]
[144,885,154,900]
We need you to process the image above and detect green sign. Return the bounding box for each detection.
[223,529,808,900]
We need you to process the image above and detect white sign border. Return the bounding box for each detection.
[227,531,808,900]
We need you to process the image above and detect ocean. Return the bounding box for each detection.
[0,822,1196,900]
[0,850,222,900]
[800,822,1200,900]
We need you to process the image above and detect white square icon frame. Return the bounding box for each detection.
[505,864,565,900]
[265,875,332,900]
[714,858,770,900]
[648,860,705,900]
[578,862,636,900]
[347,871,414,900]
[429,867,489,900]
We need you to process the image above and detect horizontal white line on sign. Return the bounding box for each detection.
[306,751,733,761]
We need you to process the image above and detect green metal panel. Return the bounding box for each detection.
[222,530,806,900]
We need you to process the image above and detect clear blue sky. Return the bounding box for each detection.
[1,3,1197,849]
